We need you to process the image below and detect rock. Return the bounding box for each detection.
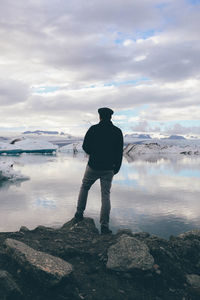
[2,219,200,299]
[116,229,133,237]
[4,238,73,287]
[132,232,150,240]
[0,270,22,299]
[61,217,99,236]
[178,229,200,239]
[106,234,154,272]
[33,225,55,232]
[19,226,29,232]
[186,274,200,288]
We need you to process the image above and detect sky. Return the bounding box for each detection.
[0,0,200,137]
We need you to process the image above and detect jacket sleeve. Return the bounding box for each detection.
[113,130,124,174]
[82,126,94,155]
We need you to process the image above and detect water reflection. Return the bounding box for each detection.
[0,153,200,238]
[0,178,26,189]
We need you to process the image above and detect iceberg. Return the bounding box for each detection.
[59,142,83,153]
[124,142,200,157]
[14,138,58,153]
[0,142,22,155]
[0,138,58,155]
[0,161,29,182]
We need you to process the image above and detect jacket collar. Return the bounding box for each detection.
[99,120,113,126]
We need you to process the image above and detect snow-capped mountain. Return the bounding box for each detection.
[164,135,186,140]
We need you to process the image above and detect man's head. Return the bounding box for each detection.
[98,107,114,121]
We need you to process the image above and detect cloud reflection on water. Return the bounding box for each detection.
[0,153,200,238]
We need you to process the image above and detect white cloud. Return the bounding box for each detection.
[113,115,127,121]
[128,116,140,122]
[130,120,200,136]
[166,123,200,135]
[0,0,200,134]
[131,121,150,132]
[134,55,147,62]
[0,79,30,106]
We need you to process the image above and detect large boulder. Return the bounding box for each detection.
[61,217,99,236]
[0,270,22,300]
[60,218,100,257]
[4,238,73,287]
[106,234,154,272]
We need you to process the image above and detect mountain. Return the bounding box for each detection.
[23,130,60,135]
[0,136,9,141]
[168,135,186,140]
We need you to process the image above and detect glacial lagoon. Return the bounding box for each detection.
[0,152,200,238]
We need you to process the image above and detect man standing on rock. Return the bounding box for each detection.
[74,107,124,234]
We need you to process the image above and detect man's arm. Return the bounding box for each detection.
[113,130,124,174]
[82,126,94,155]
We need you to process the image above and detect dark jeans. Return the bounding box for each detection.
[76,165,114,227]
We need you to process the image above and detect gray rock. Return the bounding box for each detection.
[19,226,29,232]
[186,274,200,288]
[33,225,55,232]
[4,238,73,286]
[0,270,22,299]
[178,229,200,239]
[61,217,99,236]
[106,234,154,271]
[116,229,133,237]
[132,232,150,240]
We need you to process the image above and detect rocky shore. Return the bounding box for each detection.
[0,218,200,300]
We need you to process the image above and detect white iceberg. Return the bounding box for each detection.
[14,138,58,152]
[59,142,83,153]
[0,141,21,150]
[0,138,58,155]
[0,161,29,182]
[124,142,200,157]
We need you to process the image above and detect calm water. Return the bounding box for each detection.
[0,152,200,238]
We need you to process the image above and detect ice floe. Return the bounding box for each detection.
[59,142,83,153]
[14,138,58,151]
[0,161,29,182]
[0,138,58,155]
[124,142,200,157]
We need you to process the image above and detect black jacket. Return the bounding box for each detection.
[82,120,123,174]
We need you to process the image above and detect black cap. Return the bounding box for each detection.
[98,107,114,119]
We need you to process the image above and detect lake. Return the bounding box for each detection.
[0,152,200,238]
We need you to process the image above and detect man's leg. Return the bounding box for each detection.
[76,165,99,217]
[100,170,114,231]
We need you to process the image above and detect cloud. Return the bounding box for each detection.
[131,120,161,133]
[131,120,150,132]
[0,0,200,134]
[0,79,30,106]
[130,120,200,136]
[166,123,200,135]
[2,0,197,84]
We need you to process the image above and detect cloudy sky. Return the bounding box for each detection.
[0,0,200,137]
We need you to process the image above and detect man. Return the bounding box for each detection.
[74,107,124,234]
